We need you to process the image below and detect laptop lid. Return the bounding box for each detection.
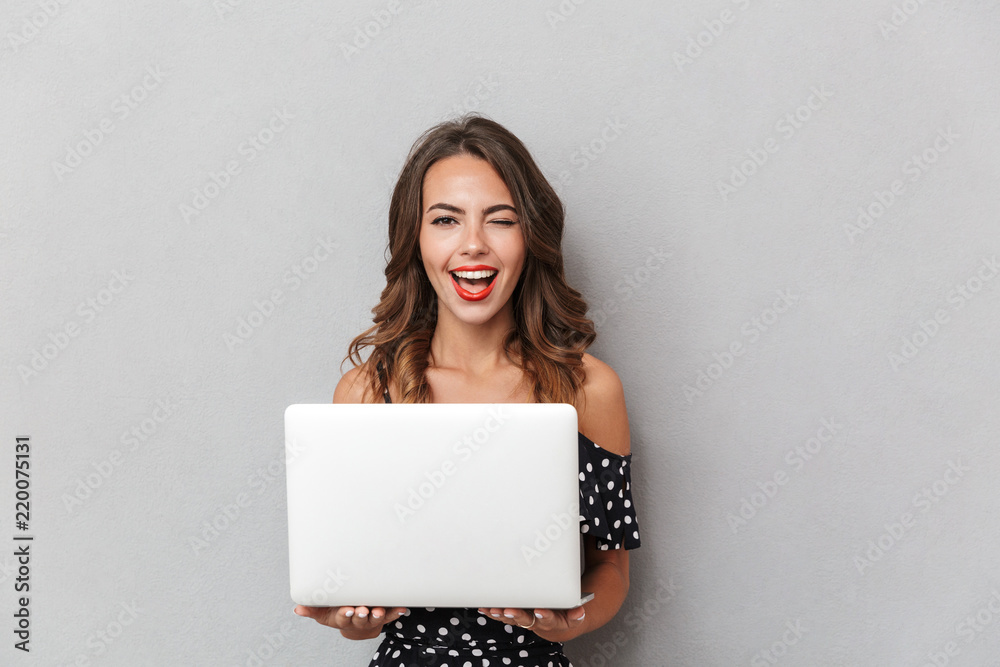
[284,402,585,609]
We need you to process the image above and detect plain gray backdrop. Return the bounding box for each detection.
[3,1,999,665]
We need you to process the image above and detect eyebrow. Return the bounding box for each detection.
[425,202,518,216]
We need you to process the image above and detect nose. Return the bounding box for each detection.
[461,221,487,255]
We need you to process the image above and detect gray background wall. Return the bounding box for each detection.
[2,1,999,665]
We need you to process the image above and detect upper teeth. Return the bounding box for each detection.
[452,270,497,279]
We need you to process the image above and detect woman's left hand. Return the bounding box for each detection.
[476,605,586,643]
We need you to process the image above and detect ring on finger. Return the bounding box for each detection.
[517,615,536,630]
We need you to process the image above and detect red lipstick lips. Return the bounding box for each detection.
[450,265,498,302]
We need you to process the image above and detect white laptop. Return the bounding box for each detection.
[284,402,591,609]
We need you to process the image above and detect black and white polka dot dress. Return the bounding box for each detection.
[369,391,642,667]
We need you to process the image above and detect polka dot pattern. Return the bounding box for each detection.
[577,434,641,552]
[368,613,573,667]
[374,390,642,665]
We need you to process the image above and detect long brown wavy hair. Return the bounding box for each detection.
[343,114,596,405]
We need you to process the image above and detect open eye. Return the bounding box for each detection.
[431,216,457,225]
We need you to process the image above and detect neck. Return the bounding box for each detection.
[428,304,517,374]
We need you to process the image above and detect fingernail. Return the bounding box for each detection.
[535,612,544,619]
[344,610,354,617]
[503,613,514,618]
[358,610,368,618]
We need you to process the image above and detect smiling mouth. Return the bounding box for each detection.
[450,270,498,300]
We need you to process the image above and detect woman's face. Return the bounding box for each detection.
[418,153,526,328]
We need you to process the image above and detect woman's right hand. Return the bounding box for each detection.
[294,605,408,640]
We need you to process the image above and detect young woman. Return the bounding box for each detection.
[294,115,641,667]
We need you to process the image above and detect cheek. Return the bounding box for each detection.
[418,250,434,279]
[514,232,527,266]
[418,237,445,278]
[417,229,432,264]
[507,239,527,274]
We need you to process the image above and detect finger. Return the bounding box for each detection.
[357,606,391,629]
[321,607,347,626]
[502,608,535,628]
[532,608,554,630]
[339,606,406,630]
[321,607,346,626]
[294,605,327,621]
[532,607,584,632]
[295,605,341,627]
[350,605,371,628]
[335,607,358,627]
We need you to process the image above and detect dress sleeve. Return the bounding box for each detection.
[578,434,641,551]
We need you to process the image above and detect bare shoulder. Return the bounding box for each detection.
[577,353,630,456]
[333,363,374,404]
[580,353,624,400]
